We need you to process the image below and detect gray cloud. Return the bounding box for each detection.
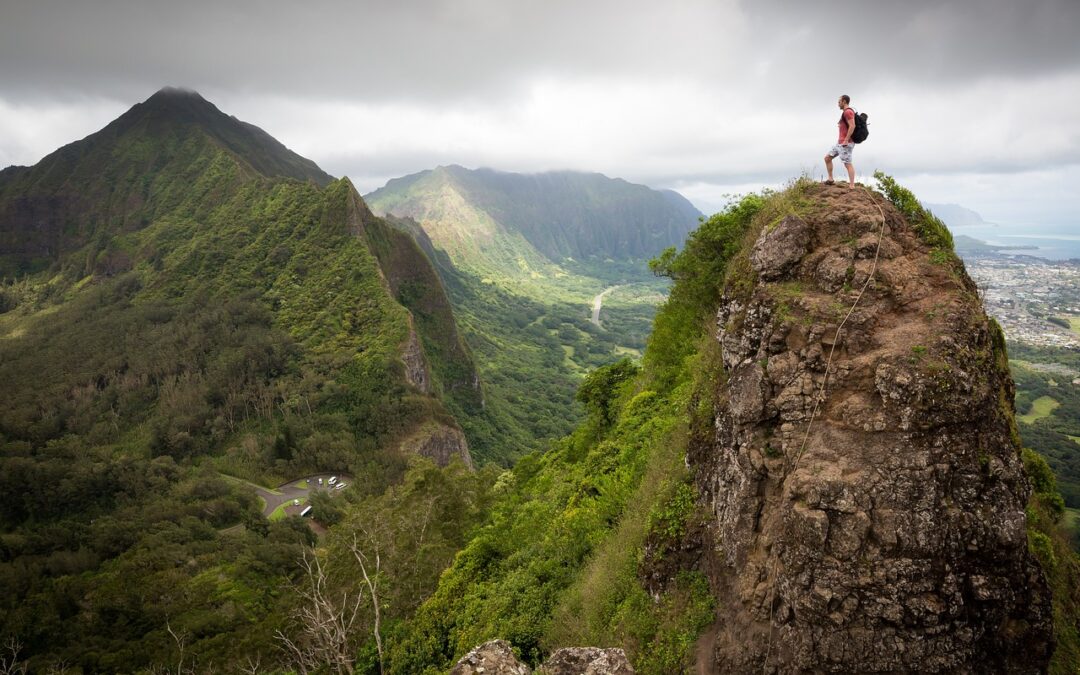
[2,0,1077,104]
[1,0,1079,224]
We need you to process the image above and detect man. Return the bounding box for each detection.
[825,94,856,188]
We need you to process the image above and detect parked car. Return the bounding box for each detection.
[328,476,338,486]
[293,499,300,506]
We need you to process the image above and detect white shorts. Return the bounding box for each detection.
[827,143,854,165]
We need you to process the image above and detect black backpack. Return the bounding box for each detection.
[851,109,869,143]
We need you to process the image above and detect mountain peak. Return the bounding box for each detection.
[147,85,206,102]
[128,86,220,123]
[152,85,202,97]
[96,88,334,185]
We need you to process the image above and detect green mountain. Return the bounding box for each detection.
[362,166,698,466]
[0,89,481,670]
[364,165,701,288]
[0,87,333,277]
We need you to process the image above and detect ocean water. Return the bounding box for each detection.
[953,225,1080,261]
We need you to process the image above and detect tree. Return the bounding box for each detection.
[0,638,27,675]
[349,528,385,675]
[275,551,364,675]
[576,358,640,428]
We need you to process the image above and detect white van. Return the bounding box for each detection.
[328,476,338,486]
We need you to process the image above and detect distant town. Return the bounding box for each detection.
[963,253,1080,348]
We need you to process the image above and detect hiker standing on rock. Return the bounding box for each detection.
[825,94,856,188]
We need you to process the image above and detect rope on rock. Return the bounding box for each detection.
[761,184,888,673]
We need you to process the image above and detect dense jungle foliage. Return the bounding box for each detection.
[0,91,483,671]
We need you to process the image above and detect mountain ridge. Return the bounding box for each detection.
[364,164,702,286]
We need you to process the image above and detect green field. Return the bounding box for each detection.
[1020,395,1061,424]
[1066,508,1080,531]
[1057,316,1080,338]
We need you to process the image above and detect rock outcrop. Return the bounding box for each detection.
[536,647,634,674]
[401,321,432,394]
[451,640,531,675]
[692,183,1053,672]
[451,640,634,675]
[399,421,472,468]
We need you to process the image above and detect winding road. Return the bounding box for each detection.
[590,285,621,327]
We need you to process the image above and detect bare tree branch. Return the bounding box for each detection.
[0,637,28,675]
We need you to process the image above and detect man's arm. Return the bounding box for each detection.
[843,109,855,144]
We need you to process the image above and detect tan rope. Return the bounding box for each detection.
[761,184,888,673]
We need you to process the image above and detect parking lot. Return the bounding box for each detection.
[252,473,353,519]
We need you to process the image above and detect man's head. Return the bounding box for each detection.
[838,94,850,109]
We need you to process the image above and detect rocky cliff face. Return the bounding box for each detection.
[692,184,1053,672]
[401,321,432,394]
[399,422,473,468]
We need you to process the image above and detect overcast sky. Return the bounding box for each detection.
[2,0,1078,225]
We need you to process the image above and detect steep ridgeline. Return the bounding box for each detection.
[0,89,480,669]
[364,165,701,285]
[696,183,1053,671]
[387,179,1077,675]
[0,87,476,468]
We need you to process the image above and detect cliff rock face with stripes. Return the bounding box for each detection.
[691,184,1053,672]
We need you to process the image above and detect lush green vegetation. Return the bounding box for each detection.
[275,457,499,675]
[381,185,774,673]
[1023,449,1080,673]
[873,171,954,251]
[384,215,670,465]
[0,93,483,671]
[1009,343,1080,508]
[366,168,684,460]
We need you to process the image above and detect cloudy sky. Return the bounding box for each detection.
[2,0,1078,225]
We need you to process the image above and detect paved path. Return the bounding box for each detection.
[590,285,621,327]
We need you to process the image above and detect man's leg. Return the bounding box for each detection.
[845,162,855,188]
[824,154,834,182]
